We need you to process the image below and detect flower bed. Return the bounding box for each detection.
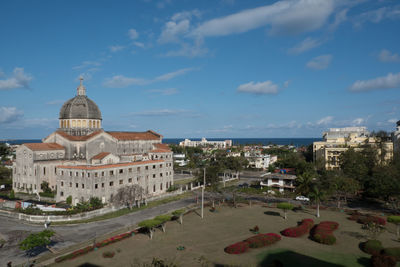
[281,219,314,237]
[311,221,339,245]
[55,230,137,263]
[225,233,281,254]
[224,241,250,254]
[348,212,386,226]
[244,233,281,248]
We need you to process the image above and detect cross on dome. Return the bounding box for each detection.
[77,77,86,96]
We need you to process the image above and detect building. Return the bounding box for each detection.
[393,120,400,154]
[313,127,393,170]
[173,153,187,167]
[12,79,174,205]
[260,173,296,193]
[244,152,276,170]
[179,138,232,148]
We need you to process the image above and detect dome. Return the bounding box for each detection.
[59,95,102,120]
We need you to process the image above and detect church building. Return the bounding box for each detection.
[12,79,174,205]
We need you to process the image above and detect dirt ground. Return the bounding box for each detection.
[52,204,400,267]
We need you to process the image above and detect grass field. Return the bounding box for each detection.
[52,204,400,266]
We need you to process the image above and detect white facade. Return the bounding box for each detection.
[260,173,296,193]
[179,138,232,148]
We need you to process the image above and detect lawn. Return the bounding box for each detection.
[51,204,400,266]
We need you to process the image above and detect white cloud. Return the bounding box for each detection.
[133,42,145,48]
[306,54,332,70]
[109,45,125,53]
[352,118,364,125]
[353,5,400,28]
[171,10,201,22]
[283,80,290,88]
[349,72,400,92]
[103,67,194,88]
[379,49,400,63]
[316,116,333,125]
[72,61,102,70]
[288,37,323,54]
[0,68,33,90]
[237,81,279,95]
[388,118,398,124]
[148,88,178,95]
[0,107,24,123]
[329,8,348,31]
[128,29,139,40]
[192,0,335,37]
[158,19,190,44]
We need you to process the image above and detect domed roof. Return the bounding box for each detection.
[59,95,102,120]
[59,79,102,120]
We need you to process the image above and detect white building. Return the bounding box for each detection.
[173,153,187,167]
[179,138,232,148]
[260,173,296,193]
[244,152,277,170]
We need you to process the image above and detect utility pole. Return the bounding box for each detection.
[201,167,205,219]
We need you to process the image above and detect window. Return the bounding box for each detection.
[129,168,132,173]
[55,167,57,174]
[153,165,156,169]
[102,171,105,177]
[76,172,78,176]
[137,167,140,172]
[166,182,169,189]
[119,179,123,185]
[43,167,46,175]
[160,164,162,168]
[60,191,64,196]
[61,181,64,187]
[160,173,163,177]
[153,174,156,178]
[70,171,72,177]
[82,172,85,177]
[119,169,123,174]
[82,184,84,189]
[88,173,90,178]
[110,170,114,176]
[137,176,140,182]
[95,184,98,189]
[76,183,78,188]
[61,171,64,175]
[160,183,163,190]
[69,182,72,187]
[166,172,168,176]
[145,166,149,170]
[95,172,98,177]
[128,178,132,183]
[153,185,156,192]
[109,181,114,186]
[102,183,104,188]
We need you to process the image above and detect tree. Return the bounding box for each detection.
[387,216,400,237]
[112,184,145,209]
[40,181,52,194]
[138,219,162,239]
[89,197,103,209]
[66,195,72,205]
[277,202,294,220]
[19,230,55,253]
[295,171,314,197]
[9,189,15,199]
[340,148,369,181]
[310,187,325,218]
[154,215,172,232]
[172,209,185,225]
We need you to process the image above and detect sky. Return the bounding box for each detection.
[1,0,400,139]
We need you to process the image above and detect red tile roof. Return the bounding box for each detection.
[56,130,103,141]
[91,152,110,160]
[150,143,171,153]
[57,159,164,170]
[24,143,65,151]
[107,130,161,141]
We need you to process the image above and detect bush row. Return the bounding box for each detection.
[348,211,386,226]
[224,233,281,254]
[311,221,339,245]
[55,230,136,263]
[281,219,314,238]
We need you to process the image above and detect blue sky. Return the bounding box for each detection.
[1,0,400,139]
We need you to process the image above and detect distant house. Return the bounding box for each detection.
[260,173,296,193]
[179,138,232,148]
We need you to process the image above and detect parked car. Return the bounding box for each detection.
[295,196,310,202]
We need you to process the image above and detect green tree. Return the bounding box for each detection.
[154,215,172,232]
[172,209,185,225]
[295,171,315,197]
[40,181,52,194]
[19,230,55,252]
[310,186,325,218]
[277,202,294,220]
[89,197,103,209]
[66,195,72,205]
[340,148,369,181]
[139,219,162,239]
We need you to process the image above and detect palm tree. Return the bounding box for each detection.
[295,171,314,197]
[310,186,325,218]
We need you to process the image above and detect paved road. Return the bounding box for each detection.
[0,196,196,266]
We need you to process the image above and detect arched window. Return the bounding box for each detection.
[82,120,87,127]
[72,120,76,127]
[77,120,81,128]
[89,120,92,128]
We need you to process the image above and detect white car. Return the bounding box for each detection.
[295,196,310,202]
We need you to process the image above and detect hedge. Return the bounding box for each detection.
[281,219,314,237]
[370,254,397,267]
[244,233,281,248]
[381,247,400,261]
[362,240,383,255]
[224,241,250,254]
[349,212,386,226]
[311,221,339,245]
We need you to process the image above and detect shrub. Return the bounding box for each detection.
[381,247,400,261]
[244,233,281,248]
[362,240,383,255]
[281,219,314,237]
[224,241,250,254]
[371,254,397,267]
[66,195,72,205]
[102,251,115,258]
[311,221,339,245]
[349,213,386,226]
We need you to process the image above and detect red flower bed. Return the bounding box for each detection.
[348,212,386,226]
[281,219,314,237]
[311,221,339,245]
[244,233,281,248]
[224,241,250,254]
[95,232,132,248]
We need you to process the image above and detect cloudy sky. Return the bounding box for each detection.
[1,0,400,139]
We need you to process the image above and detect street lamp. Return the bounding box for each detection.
[201,167,205,219]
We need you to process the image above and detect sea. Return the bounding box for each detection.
[1,138,321,147]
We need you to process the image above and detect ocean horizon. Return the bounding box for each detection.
[1,138,321,147]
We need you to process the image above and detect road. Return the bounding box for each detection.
[0,196,196,266]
